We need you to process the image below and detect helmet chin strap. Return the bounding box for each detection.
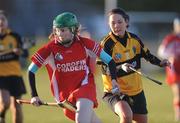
[57,33,75,47]
[60,39,72,45]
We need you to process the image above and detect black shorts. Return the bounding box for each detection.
[102,90,148,114]
[0,76,26,97]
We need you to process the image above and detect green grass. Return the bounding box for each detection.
[5,66,175,123]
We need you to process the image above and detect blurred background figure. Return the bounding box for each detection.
[0,10,28,123]
[158,17,180,121]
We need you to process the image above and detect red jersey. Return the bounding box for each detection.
[161,34,180,84]
[162,34,180,57]
[31,36,102,104]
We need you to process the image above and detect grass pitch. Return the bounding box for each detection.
[5,66,175,123]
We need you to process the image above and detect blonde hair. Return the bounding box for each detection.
[173,17,180,34]
[0,10,8,28]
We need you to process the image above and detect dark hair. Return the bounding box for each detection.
[108,8,129,22]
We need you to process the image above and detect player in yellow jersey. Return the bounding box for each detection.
[0,11,28,123]
[98,8,170,123]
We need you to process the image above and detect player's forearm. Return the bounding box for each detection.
[99,50,117,80]
[108,59,117,80]
[21,49,29,58]
[28,71,38,97]
[28,62,39,97]
[143,50,161,66]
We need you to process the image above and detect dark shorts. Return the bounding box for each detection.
[0,76,26,97]
[102,90,148,114]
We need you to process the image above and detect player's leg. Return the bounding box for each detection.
[75,98,100,123]
[131,91,148,123]
[114,101,133,123]
[103,92,132,123]
[171,82,180,121]
[133,114,147,123]
[90,110,101,123]
[9,77,26,123]
[10,96,23,123]
[0,89,11,123]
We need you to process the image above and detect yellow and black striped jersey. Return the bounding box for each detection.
[0,29,27,76]
[100,31,161,96]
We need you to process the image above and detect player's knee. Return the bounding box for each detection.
[116,110,132,123]
[76,115,90,123]
[91,112,102,123]
[0,100,10,111]
[119,114,132,123]
[174,100,180,108]
[0,90,11,109]
[114,103,133,123]
[75,110,92,123]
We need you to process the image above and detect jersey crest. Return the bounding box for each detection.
[132,46,136,54]
[114,53,122,61]
[55,52,63,61]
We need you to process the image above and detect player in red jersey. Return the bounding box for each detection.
[27,12,119,123]
[158,17,180,121]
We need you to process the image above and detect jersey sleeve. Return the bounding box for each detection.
[31,43,51,68]
[132,34,162,66]
[9,32,23,49]
[139,40,161,66]
[162,34,174,47]
[10,32,29,58]
[159,34,180,58]
[81,37,102,57]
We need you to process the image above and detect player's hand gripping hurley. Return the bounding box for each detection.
[16,99,77,112]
